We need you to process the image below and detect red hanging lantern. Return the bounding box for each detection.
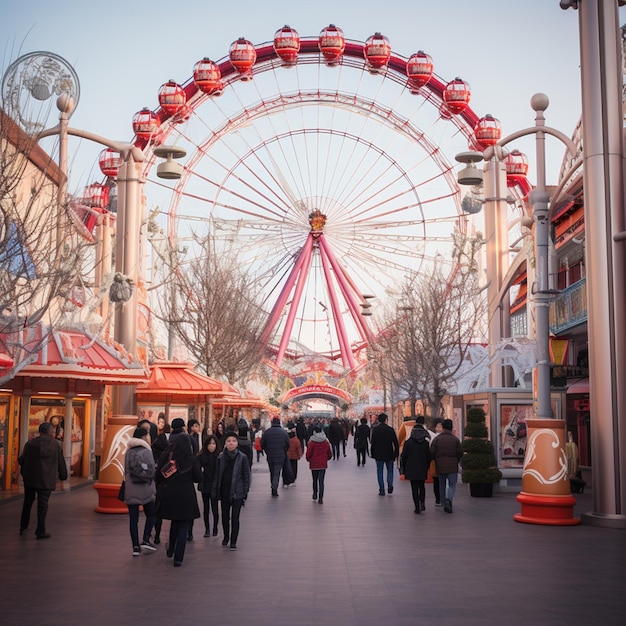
[364,32,391,71]
[229,38,256,79]
[193,58,223,96]
[158,80,186,115]
[274,25,300,66]
[443,77,471,114]
[406,51,433,91]
[474,114,502,150]
[319,24,345,66]
[132,108,160,140]
[98,148,120,178]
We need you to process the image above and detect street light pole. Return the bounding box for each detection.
[458,93,580,525]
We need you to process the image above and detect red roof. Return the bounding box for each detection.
[14,328,148,383]
[135,361,240,401]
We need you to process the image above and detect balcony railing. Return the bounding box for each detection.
[549,278,587,334]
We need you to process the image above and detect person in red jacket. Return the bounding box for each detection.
[305,426,332,504]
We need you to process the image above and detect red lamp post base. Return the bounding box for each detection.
[93,482,127,514]
[514,492,580,526]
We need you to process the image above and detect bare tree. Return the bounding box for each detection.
[0,109,94,384]
[373,229,486,419]
[159,233,266,386]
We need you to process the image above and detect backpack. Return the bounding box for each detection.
[128,447,155,483]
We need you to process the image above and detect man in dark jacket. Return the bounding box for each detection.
[261,418,290,497]
[370,413,399,496]
[19,422,68,538]
[430,418,462,513]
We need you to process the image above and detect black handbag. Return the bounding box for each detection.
[117,480,126,501]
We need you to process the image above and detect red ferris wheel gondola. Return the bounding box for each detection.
[274,25,300,66]
[505,149,532,196]
[193,58,223,96]
[80,183,110,209]
[319,24,345,66]
[364,32,391,72]
[132,107,160,140]
[98,148,120,178]
[158,80,187,116]
[474,114,502,150]
[229,37,257,80]
[406,51,433,92]
[443,77,471,114]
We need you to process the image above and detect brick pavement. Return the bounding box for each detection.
[1,448,625,626]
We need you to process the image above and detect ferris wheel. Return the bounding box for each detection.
[98,26,529,377]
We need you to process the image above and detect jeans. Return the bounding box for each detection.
[376,459,395,492]
[201,493,219,533]
[20,487,51,536]
[311,469,326,498]
[438,472,459,503]
[220,498,243,546]
[169,519,191,562]
[128,501,156,547]
[268,460,283,492]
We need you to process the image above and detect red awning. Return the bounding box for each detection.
[135,361,240,402]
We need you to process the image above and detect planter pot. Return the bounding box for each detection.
[469,482,493,498]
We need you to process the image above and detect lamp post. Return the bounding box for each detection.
[458,93,580,525]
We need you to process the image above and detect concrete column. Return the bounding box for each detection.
[577,0,626,527]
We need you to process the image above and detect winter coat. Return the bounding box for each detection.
[305,432,332,470]
[400,425,431,481]
[156,449,202,521]
[354,424,371,451]
[123,438,156,505]
[212,449,251,502]
[197,449,219,494]
[261,424,290,462]
[19,433,68,490]
[430,430,463,475]
[287,434,303,460]
[327,419,344,445]
[151,432,170,462]
[370,423,399,462]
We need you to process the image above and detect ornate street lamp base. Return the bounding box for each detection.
[514,492,580,526]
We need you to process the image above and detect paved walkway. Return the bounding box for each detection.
[1,448,625,626]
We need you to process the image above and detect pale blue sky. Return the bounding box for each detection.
[2,0,612,189]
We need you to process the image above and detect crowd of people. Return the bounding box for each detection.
[17,411,463,564]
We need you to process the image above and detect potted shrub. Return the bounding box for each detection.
[461,407,502,497]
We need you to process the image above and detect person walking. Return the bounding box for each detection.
[430,418,462,514]
[198,434,221,537]
[399,416,431,514]
[295,417,308,451]
[212,432,251,550]
[261,417,290,497]
[429,419,443,506]
[327,417,344,460]
[156,435,202,567]
[305,426,332,503]
[123,427,157,556]
[19,422,68,539]
[370,413,399,496]
[354,417,371,467]
[287,429,303,484]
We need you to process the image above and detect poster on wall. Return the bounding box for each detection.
[29,399,85,476]
[500,404,533,467]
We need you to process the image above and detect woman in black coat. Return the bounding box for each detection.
[198,434,221,537]
[400,420,431,514]
[211,432,251,550]
[156,436,202,566]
